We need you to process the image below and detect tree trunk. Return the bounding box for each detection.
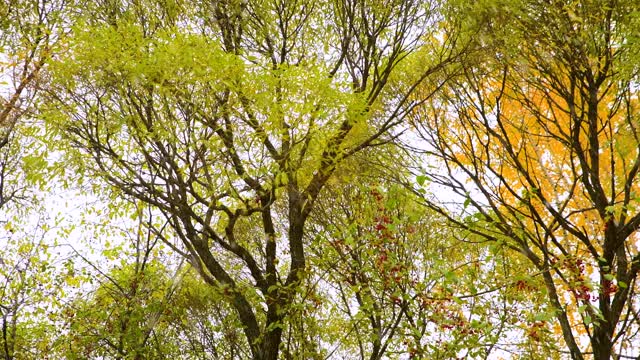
[259,326,283,360]
[592,327,613,360]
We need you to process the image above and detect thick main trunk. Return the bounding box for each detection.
[257,325,283,360]
[256,289,286,360]
[592,327,613,360]
[253,191,308,360]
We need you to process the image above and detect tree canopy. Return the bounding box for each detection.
[0,0,639,359]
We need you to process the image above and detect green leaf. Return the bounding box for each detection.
[534,312,550,321]
[416,175,428,186]
[444,271,458,283]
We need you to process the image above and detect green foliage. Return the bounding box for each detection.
[63,260,175,359]
[0,213,74,360]
[40,0,454,359]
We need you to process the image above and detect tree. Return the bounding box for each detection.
[43,0,463,359]
[63,259,187,359]
[60,203,186,360]
[309,180,476,359]
[0,0,67,205]
[0,2,71,358]
[412,0,640,358]
[58,198,251,360]
[0,219,68,360]
[309,154,553,359]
